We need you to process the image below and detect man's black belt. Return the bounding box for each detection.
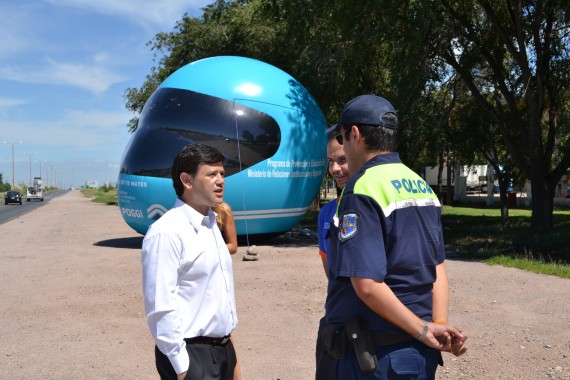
[184,335,231,346]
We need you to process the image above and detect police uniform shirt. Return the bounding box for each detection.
[325,153,445,335]
[318,198,338,264]
[142,198,238,374]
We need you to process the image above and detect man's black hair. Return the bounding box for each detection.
[343,124,397,152]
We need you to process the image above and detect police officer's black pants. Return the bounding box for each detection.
[155,340,236,380]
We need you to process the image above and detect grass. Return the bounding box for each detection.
[299,201,570,278]
[441,205,570,278]
[486,255,570,278]
[442,206,570,258]
[81,187,118,205]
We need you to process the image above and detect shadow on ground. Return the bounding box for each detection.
[241,226,318,248]
[94,236,144,249]
[94,227,318,251]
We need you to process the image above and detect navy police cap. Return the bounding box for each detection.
[331,94,398,132]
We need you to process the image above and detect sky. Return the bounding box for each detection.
[0,0,213,189]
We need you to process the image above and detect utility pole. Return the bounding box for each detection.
[23,152,37,187]
[3,141,23,190]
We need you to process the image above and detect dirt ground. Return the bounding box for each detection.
[1,190,569,379]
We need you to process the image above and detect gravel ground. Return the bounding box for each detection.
[0,190,568,379]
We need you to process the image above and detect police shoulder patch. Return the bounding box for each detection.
[339,211,359,241]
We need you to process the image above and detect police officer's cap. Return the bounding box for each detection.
[333,94,398,132]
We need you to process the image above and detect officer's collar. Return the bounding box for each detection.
[360,152,401,172]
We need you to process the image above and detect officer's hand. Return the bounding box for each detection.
[177,371,187,380]
[425,322,468,353]
[449,333,468,356]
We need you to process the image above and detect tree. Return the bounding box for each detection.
[427,0,570,233]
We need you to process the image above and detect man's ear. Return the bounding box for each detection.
[180,172,193,188]
[351,125,364,145]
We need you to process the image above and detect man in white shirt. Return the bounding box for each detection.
[142,143,239,380]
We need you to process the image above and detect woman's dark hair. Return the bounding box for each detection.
[171,143,225,197]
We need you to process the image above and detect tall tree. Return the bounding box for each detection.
[426,0,570,233]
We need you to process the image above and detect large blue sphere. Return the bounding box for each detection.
[118,56,327,236]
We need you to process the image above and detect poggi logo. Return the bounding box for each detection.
[122,208,144,218]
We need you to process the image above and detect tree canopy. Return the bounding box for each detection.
[124,0,570,234]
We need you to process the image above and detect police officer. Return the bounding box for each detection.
[324,95,467,379]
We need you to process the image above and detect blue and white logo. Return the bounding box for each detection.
[147,204,169,220]
[339,212,359,241]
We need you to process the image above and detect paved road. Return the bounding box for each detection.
[0,190,69,225]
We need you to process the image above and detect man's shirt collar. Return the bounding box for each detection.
[173,198,216,230]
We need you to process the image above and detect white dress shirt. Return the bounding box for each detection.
[142,198,238,374]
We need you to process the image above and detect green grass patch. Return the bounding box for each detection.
[299,203,570,277]
[81,187,118,205]
[442,206,570,264]
[486,255,570,279]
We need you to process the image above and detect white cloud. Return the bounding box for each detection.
[52,108,132,149]
[61,109,130,131]
[93,52,114,65]
[0,59,127,94]
[0,97,28,109]
[0,4,39,59]
[0,110,132,187]
[0,0,213,62]
[44,0,212,29]
[0,108,132,151]
[0,106,133,188]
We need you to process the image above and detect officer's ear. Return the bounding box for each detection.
[351,125,365,145]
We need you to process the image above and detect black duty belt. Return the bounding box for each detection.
[184,335,231,346]
[371,333,415,347]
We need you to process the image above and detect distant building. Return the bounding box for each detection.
[423,164,490,192]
